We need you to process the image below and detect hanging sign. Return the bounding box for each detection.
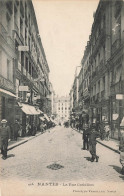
[18,46,29,51]
[116,94,124,100]
[19,86,29,91]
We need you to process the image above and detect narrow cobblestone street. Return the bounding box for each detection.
[0,126,124,196]
[0,126,124,182]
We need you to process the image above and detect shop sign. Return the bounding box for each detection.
[116,94,124,100]
[19,86,29,91]
[18,46,29,51]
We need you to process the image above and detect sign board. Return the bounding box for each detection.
[116,94,124,100]
[19,86,29,91]
[18,46,29,51]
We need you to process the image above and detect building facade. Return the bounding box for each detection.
[0,0,51,130]
[54,96,70,124]
[71,0,124,140]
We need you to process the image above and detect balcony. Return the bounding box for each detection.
[110,81,123,95]
[112,39,121,55]
[92,28,105,56]
[23,67,26,76]
[0,74,15,91]
[0,23,7,40]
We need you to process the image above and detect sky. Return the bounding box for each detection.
[33,0,99,97]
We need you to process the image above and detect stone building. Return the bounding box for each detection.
[54,96,70,124]
[71,0,124,140]
[89,0,124,139]
[0,0,51,129]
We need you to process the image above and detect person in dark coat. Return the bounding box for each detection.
[13,120,20,140]
[88,124,100,162]
[82,123,89,150]
[0,119,11,160]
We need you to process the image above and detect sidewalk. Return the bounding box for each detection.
[72,127,120,154]
[7,131,42,151]
[96,138,120,154]
[0,130,47,154]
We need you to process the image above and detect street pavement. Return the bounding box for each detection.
[0,126,124,196]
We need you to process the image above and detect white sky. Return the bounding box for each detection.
[33,0,99,96]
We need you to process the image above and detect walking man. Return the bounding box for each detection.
[13,120,20,140]
[88,124,100,162]
[0,119,11,160]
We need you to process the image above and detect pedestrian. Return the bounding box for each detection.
[88,124,100,162]
[104,122,110,141]
[82,123,89,150]
[0,119,11,160]
[13,120,20,140]
[99,122,105,140]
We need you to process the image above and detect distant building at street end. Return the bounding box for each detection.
[54,96,70,124]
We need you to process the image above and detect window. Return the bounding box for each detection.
[20,18,23,35]
[6,13,11,35]
[14,5,18,25]
[7,59,13,81]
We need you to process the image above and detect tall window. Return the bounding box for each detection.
[6,13,11,36]
[7,59,12,81]
[20,18,23,35]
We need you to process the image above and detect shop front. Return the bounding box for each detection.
[0,88,16,125]
[16,102,42,136]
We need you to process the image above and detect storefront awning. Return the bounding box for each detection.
[44,114,50,121]
[37,109,43,114]
[18,103,40,115]
[39,116,45,121]
[0,88,16,98]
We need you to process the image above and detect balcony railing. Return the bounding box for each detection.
[0,74,15,91]
[110,81,123,94]
[0,23,8,40]
[112,39,121,55]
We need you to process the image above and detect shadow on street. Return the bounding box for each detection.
[7,154,15,159]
